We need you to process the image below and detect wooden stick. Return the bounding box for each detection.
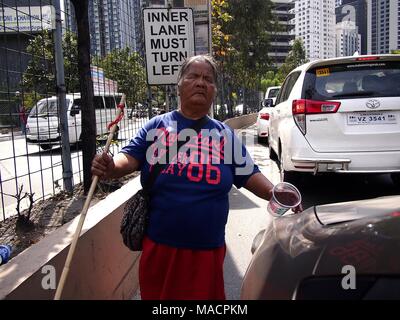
[54,94,126,300]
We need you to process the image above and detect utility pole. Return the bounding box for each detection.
[165,85,170,113]
[208,0,214,119]
[147,85,153,119]
[54,0,73,192]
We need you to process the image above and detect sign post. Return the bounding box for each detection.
[143,7,195,85]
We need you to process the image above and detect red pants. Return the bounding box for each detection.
[139,236,226,300]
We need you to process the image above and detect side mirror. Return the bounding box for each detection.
[263,98,274,108]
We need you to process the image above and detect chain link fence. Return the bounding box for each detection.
[0,0,148,221]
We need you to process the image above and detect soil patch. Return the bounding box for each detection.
[0,172,140,262]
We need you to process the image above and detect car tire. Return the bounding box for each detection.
[391,173,400,188]
[257,135,267,144]
[279,150,300,184]
[40,144,52,151]
[268,144,278,162]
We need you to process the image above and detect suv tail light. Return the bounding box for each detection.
[292,99,341,135]
[260,113,270,120]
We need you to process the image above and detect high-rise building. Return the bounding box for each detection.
[292,0,336,61]
[143,0,166,7]
[336,0,367,54]
[366,0,399,54]
[269,0,295,68]
[89,0,137,57]
[335,20,361,56]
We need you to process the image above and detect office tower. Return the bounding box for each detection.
[336,0,367,54]
[366,0,399,54]
[336,20,361,56]
[89,0,137,57]
[292,0,336,60]
[269,0,295,68]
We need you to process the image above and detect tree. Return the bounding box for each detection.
[93,48,147,107]
[71,0,96,194]
[211,0,234,116]
[22,30,79,94]
[277,38,308,82]
[212,0,276,112]
[260,71,281,93]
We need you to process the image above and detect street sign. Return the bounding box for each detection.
[143,8,195,85]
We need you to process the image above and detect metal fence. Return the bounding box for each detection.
[0,0,148,221]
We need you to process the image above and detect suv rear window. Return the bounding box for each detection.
[302,60,400,100]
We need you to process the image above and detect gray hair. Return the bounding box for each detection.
[177,54,218,87]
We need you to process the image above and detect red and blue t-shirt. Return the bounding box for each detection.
[120,110,259,249]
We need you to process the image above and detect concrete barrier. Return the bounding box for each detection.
[224,113,257,129]
[0,114,256,300]
[0,176,142,300]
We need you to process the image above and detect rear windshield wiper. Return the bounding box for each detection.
[331,91,376,97]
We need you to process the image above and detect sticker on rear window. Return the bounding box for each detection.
[316,68,330,77]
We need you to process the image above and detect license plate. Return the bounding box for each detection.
[347,112,397,125]
[36,134,49,140]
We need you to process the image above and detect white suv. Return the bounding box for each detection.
[268,54,400,187]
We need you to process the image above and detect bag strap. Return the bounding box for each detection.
[143,115,208,193]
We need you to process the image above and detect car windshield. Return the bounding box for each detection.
[303,60,400,100]
[268,88,280,98]
[29,98,65,117]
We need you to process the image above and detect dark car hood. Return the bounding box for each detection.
[315,195,400,225]
[272,195,400,260]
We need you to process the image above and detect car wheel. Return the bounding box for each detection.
[40,144,52,151]
[257,135,267,144]
[268,143,278,162]
[391,173,400,188]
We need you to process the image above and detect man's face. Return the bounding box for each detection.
[178,61,217,112]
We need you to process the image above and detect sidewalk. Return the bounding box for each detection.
[0,127,25,142]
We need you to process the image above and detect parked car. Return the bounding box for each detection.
[268,54,400,186]
[264,86,281,105]
[26,92,125,150]
[241,194,400,300]
[128,102,148,119]
[256,104,273,143]
[234,103,244,116]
